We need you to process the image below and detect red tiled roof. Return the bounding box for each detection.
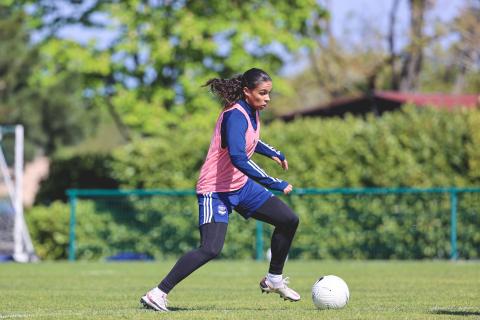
[376,91,479,110]
[279,91,480,121]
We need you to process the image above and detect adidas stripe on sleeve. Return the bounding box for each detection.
[255,140,286,161]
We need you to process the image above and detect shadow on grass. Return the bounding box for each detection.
[167,307,192,311]
[168,307,292,312]
[430,309,480,316]
[140,306,284,312]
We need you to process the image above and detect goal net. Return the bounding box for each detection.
[0,125,37,262]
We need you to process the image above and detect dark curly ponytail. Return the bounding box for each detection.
[204,68,272,107]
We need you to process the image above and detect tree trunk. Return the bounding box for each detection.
[388,0,401,90]
[399,0,427,91]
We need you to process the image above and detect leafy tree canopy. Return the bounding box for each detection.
[22,0,328,137]
[0,4,95,157]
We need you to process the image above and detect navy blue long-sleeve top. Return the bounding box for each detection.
[220,99,289,191]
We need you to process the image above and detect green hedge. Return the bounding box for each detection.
[26,190,480,260]
[27,106,480,260]
[27,201,111,260]
[109,105,480,189]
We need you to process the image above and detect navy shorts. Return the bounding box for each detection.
[197,179,273,225]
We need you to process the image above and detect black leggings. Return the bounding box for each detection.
[158,196,299,294]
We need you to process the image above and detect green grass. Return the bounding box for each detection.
[0,260,479,319]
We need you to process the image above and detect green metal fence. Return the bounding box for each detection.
[66,187,480,261]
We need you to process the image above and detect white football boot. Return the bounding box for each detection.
[140,287,169,312]
[259,277,301,301]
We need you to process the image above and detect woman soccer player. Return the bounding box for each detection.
[141,68,300,312]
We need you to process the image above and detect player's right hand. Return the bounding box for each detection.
[272,156,289,171]
[283,184,293,195]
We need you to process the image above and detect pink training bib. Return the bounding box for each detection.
[196,104,260,194]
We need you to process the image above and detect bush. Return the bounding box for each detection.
[26,201,70,260]
[26,200,112,260]
[109,106,480,190]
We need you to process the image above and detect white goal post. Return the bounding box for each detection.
[0,125,37,262]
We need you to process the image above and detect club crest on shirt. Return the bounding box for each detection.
[218,204,227,215]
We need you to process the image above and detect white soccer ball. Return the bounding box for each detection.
[312,275,350,309]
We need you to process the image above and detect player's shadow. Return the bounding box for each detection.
[430,309,480,316]
[139,306,191,312]
[167,307,191,311]
[168,306,291,312]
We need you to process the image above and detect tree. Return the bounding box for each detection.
[282,0,445,110]
[0,4,95,157]
[401,0,480,94]
[398,0,430,91]
[268,1,389,114]
[450,0,480,93]
[22,0,328,137]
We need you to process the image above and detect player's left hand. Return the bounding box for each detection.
[272,156,288,171]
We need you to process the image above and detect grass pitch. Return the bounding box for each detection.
[0,260,479,319]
